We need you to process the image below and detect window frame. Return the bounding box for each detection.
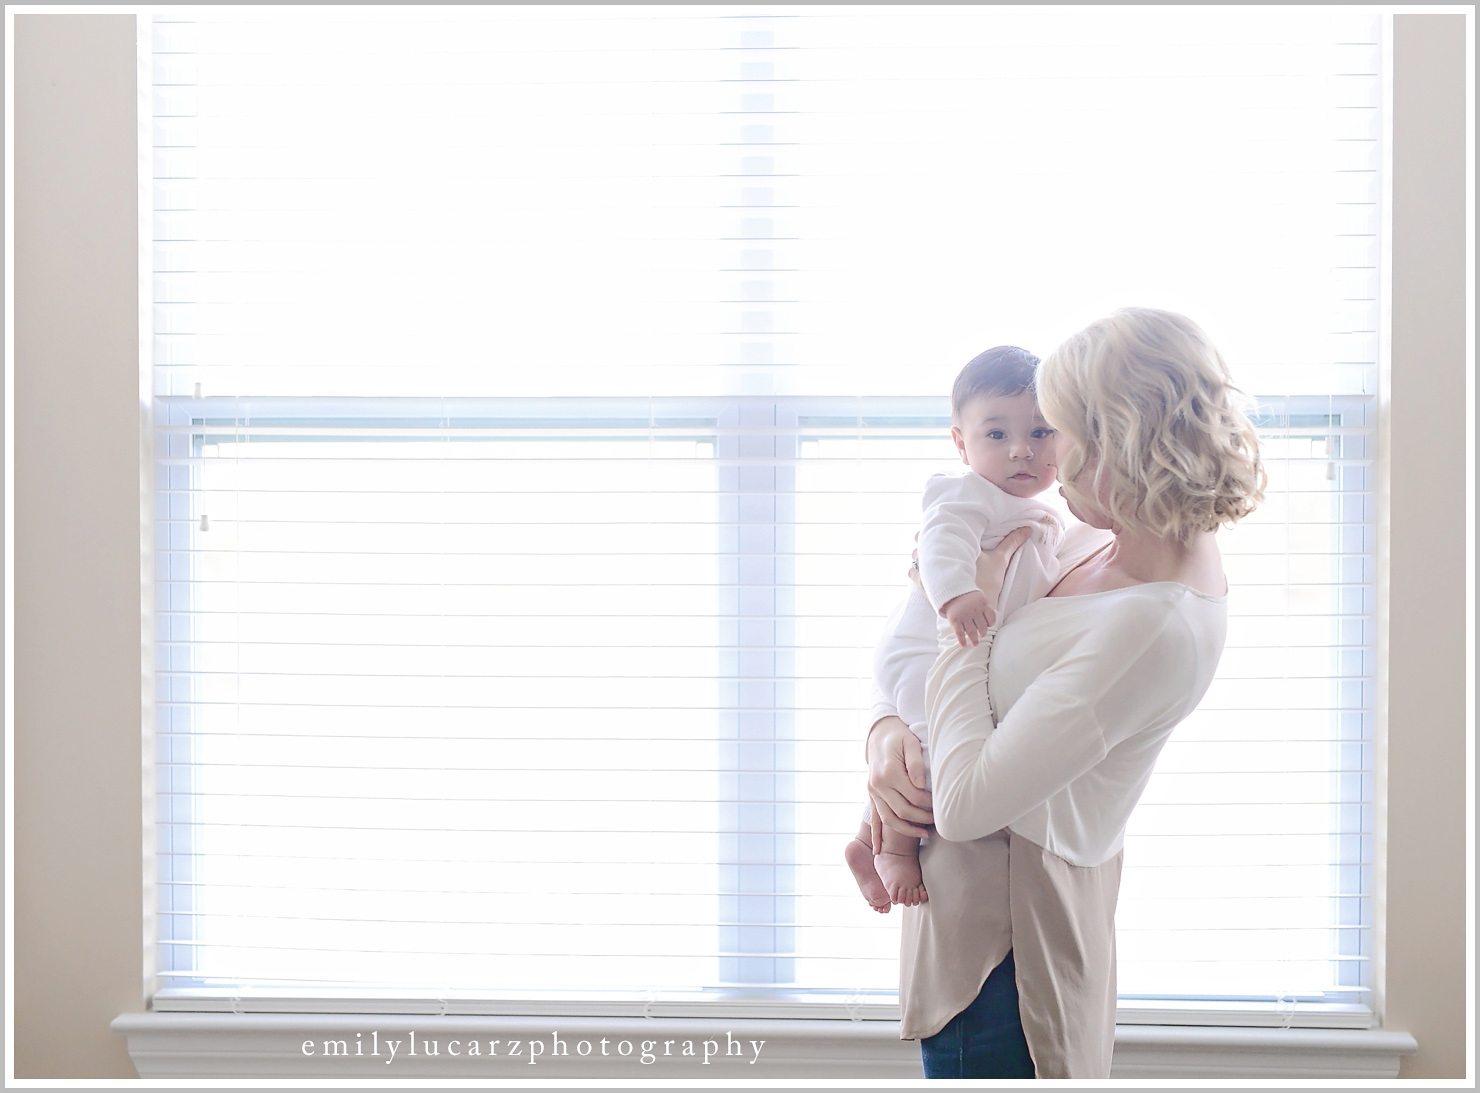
[150,392,1378,1030]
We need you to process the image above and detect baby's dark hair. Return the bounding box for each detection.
[950,345,1041,421]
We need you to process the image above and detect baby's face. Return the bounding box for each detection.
[951,392,1059,498]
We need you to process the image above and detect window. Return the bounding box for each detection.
[149,7,1380,1024]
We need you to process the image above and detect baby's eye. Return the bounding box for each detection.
[985,429,1006,440]
[1031,427,1056,439]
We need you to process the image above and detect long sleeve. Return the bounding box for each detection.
[924,595,1192,844]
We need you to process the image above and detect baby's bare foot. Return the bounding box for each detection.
[874,850,929,907]
[844,836,892,913]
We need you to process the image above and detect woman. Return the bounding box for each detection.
[866,308,1265,1078]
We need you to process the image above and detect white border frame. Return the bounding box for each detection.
[109,1012,1418,1080]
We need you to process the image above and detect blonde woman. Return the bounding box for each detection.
[865,308,1265,1078]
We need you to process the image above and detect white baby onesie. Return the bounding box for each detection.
[871,471,1065,761]
[916,470,1065,635]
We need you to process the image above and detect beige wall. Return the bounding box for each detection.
[9,12,1470,1080]
[1379,14,1469,1081]
[12,14,145,1080]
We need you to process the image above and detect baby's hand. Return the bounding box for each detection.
[941,589,993,648]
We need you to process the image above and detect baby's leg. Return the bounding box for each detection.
[844,812,892,913]
[874,824,928,906]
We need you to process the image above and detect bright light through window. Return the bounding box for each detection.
[172,421,724,993]
[152,7,1380,1022]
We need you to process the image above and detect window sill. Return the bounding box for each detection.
[111,1012,1418,1079]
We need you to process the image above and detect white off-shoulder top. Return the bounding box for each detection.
[890,524,1228,1076]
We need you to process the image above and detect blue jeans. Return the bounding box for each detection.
[919,949,1036,1079]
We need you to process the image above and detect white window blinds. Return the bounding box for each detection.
[149,7,1381,1023]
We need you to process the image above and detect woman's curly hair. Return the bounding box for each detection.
[1037,308,1266,543]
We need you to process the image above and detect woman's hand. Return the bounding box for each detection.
[866,716,934,849]
[974,524,1034,617]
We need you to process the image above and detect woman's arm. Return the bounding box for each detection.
[865,526,1036,839]
[927,599,1185,842]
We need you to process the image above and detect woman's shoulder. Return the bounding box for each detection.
[1070,579,1227,625]
[1024,579,1226,656]
[1086,585,1229,684]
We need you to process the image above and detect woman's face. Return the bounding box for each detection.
[1041,400,1114,530]
[1058,451,1114,530]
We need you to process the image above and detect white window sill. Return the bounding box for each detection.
[111,1012,1418,1080]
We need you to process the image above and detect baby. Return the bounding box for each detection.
[846,345,1064,910]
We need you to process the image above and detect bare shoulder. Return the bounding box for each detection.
[1175,532,1228,598]
[1051,529,1227,599]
